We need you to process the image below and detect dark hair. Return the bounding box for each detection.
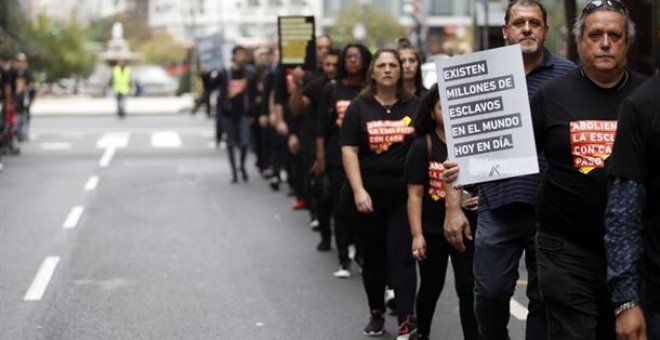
[504,0,548,26]
[336,43,372,81]
[397,45,424,94]
[325,48,341,59]
[232,45,247,59]
[413,83,440,135]
[360,48,412,101]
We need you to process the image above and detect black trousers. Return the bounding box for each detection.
[416,233,480,340]
[317,165,356,265]
[343,185,416,324]
[536,231,615,340]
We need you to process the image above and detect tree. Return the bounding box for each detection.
[328,4,407,48]
[26,14,95,80]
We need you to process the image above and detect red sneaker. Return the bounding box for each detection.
[292,198,306,210]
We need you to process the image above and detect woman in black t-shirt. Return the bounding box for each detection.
[315,43,372,277]
[340,48,419,337]
[405,84,479,340]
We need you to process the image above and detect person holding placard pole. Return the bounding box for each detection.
[443,1,574,339]
[340,48,419,338]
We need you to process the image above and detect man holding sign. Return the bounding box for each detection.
[443,1,574,339]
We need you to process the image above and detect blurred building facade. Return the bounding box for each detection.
[148,0,322,46]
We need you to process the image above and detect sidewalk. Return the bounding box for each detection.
[31,94,195,116]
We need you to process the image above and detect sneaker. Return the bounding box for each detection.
[269,177,281,191]
[309,219,319,229]
[397,315,418,340]
[363,310,385,336]
[348,244,356,260]
[292,198,306,210]
[333,266,351,278]
[316,239,331,252]
[385,289,397,314]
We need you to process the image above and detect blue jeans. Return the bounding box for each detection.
[116,93,126,118]
[474,204,546,340]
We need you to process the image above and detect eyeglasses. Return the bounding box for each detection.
[581,0,628,17]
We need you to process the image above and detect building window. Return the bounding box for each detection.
[430,0,453,15]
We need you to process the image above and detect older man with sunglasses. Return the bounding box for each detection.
[527,1,648,338]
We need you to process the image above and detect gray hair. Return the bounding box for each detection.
[573,8,636,44]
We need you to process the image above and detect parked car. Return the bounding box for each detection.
[83,63,179,97]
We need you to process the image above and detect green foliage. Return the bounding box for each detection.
[27,14,95,81]
[328,4,408,48]
[135,30,187,65]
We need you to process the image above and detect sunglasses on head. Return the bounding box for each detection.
[581,0,628,17]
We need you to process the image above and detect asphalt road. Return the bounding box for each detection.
[0,114,528,340]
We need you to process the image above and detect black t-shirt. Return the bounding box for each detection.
[216,66,257,117]
[340,95,419,189]
[608,75,660,309]
[531,69,648,250]
[405,133,478,235]
[317,80,363,166]
[296,75,329,156]
[9,68,33,96]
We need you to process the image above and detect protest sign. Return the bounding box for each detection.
[197,31,223,70]
[277,16,316,70]
[435,44,539,185]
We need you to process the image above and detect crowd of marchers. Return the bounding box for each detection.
[195,1,659,339]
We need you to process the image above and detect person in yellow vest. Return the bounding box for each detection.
[111,60,132,119]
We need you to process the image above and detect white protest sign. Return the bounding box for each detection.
[435,44,539,185]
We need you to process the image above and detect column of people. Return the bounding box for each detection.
[210,0,659,339]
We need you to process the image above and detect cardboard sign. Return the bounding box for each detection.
[278,16,316,70]
[435,45,539,185]
[197,31,223,70]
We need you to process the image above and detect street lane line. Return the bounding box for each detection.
[24,256,60,301]
[41,142,72,150]
[63,206,84,229]
[151,131,182,148]
[510,298,528,321]
[96,132,130,149]
[99,147,116,168]
[84,176,100,191]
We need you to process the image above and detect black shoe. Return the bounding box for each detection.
[363,310,385,337]
[316,239,331,252]
[269,177,280,191]
[240,168,249,182]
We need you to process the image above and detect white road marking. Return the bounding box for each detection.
[84,176,100,191]
[24,256,60,301]
[63,206,84,229]
[99,147,116,168]
[96,132,130,149]
[40,142,72,150]
[151,131,182,148]
[510,298,529,321]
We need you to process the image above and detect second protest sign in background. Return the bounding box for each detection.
[435,44,538,185]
